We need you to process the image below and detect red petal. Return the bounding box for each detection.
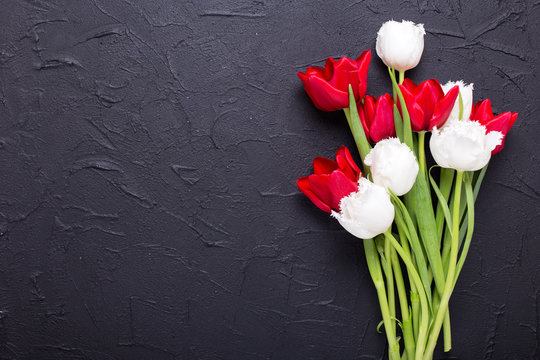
[415,80,443,127]
[335,146,361,181]
[323,58,336,80]
[297,176,331,213]
[483,112,513,134]
[326,170,359,211]
[301,75,349,111]
[306,66,326,77]
[356,50,371,99]
[398,84,425,131]
[363,95,377,127]
[402,78,417,92]
[471,99,494,123]
[357,105,371,144]
[483,112,517,155]
[313,157,338,175]
[429,85,459,130]
[329,57,360,95]
[370,94,396,142]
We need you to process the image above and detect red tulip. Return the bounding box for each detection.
[297,146,362,213]
[470,99,518,155]
[297,51,371,112]
[398,79,459,131]
[358,93,396,143]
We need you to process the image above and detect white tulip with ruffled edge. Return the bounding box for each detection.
[364,138,419,196]
[376,20,425,72]
[332,178,394,239]
[442,80,474,126]
[430,121,502,171]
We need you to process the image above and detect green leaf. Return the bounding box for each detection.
[455,173,475,283]
[393,104,404,142]
[429,166,453,238]
[390,191,432,308]
[346,85,371,170]
[405,170,446,297]
[388,67,413,150]
[435,167,455,243]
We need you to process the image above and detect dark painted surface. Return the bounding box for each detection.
[0,0,539,359]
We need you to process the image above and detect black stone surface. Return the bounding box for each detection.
[1,0,539,359]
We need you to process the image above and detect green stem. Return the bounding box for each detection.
[399,70,405,85]
[435,168,455,244]
[385,236,396,336]
[385,231,429,360]
[443,306,452,351]
[423,171,464,359]
[363,239,400,360]
[417,132,426,178]
[390,193,432,307]
[391,237,416,360]
[454,173,475,283]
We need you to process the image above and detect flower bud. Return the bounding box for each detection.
[332,178,394,239]
[364,138,419,196]
[376,20,425,72]
[430,121,503,171]
[441,80,474,125]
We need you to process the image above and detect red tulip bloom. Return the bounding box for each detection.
[297,51,371,112]
[398,79,459,131]
[470,99,518,155]
[297,146,362,213]
[358,93,396,143]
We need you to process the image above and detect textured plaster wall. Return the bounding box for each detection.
[0,0,539,359]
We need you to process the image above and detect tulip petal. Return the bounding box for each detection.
[369,94,396,142]
[357,106,371,145]
[299,75,349,111]
[326,170,359,210]
[330,57,360,98]
[471,99,494,123]
[307,174,335,211]
[398,84,425,131]
[402,78,417,92]
[415,80,443,127]
[363,95,377,127]
[313,157,338,175]
[483,112,517,154]
[429,85,459,130]
[356,50,371,99]
[297,176,332,213]
[336,146,362,181]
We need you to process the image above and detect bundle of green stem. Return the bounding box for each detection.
[343,69,487,360]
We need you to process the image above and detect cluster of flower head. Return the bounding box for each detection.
[297,20,517,240]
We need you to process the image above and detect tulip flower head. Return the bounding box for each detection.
[297,146,362,213]
[358,94,396,143]
[332,178,395,239]
[376,20,425,72]
[398,78,459,132]
[470,99,518,155]
[298,51,371,112]
[364,138,419,196]
[430,121,502,171]
[441,80,474,125]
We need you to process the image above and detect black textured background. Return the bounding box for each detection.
[1,1,539,359]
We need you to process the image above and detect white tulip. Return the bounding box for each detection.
[364,138,419,196]
[376,20,425,72]
[430,121,503,171]
[442,80,474,126]
[332,178,394,239]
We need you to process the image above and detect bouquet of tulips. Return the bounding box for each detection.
[296,20,517,360]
